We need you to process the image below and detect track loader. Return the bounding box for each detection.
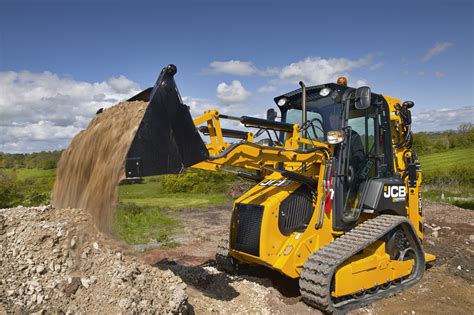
[124,64,435,313]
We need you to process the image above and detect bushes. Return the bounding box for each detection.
[160,169,237,194]
[0,170,52,208]
[0,170,18,208]
[424,164,474,187]
[22,188,50,207]
[412,123,474,155]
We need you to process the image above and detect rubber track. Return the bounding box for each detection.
[299,215,425,314]
[215,238,236,273]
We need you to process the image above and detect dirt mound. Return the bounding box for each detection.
[0,205,187,313]
[52,101,148,232]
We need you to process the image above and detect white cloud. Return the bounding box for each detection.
[216,80,251,103]
[369,62,384,70]
[257,85,276,93]
[0,70,141,153]
[207,60,278,76]
[209,60,257,76]
[354,79,368,87]
[277,55,372,85]
[412,106,474,131]
[422,41,453,62]
[434,71,446,78]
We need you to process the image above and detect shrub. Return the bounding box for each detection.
[160,169,237,193]
[22,188,50,207]
[0,170,18,208]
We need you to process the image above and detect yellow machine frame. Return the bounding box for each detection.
[191,95,434,288]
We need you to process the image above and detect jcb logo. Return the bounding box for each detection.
[259,179,292,187]
[383,186,406,199]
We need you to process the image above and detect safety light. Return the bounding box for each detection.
[277,97,288,106]
[337,76,348,86]
[327,130,345,144]
[320,87,331,97]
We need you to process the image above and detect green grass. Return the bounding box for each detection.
[118,175,231,209]
[419,147,473,172]
[113,202,180,246]
[15,168,56,181]
[115,174,231,246]
[419,147,474,209]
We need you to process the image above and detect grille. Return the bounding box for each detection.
[232,203,263,257]
[278,185,315,235]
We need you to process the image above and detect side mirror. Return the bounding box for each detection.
[355,86,371,110]
[267,108,277,121]
[403,101,414,108]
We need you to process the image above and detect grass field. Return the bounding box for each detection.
[419,147,473,210]
[419,147,473,172]
[118,175,231,209]
[115,175,231,246]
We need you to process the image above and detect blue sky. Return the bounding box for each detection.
[0,0,473,152]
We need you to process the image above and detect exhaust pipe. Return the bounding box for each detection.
[299,81,307,147]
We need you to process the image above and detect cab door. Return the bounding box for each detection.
[333,104,384,230]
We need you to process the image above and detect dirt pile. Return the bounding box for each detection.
[0,205,188,313]
[52,101,148,231]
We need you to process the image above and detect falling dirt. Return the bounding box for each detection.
[52,101,148,232]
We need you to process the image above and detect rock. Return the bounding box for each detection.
[457,265,462,270]
[6,229,15,237]
[93,242,100,250]
[469,235,474,242]
[70,236,77,249]
[63,277,81,297]
[432,231,439,238]
[81,277,90,289]
[36,265,46,275]
[118,298,132,309]
[6,289,16,297]
[55,264,62,273]
[37,293,44,304]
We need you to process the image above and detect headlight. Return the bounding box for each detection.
[327,130,344,144]
[320,87,331,97]
[277,97,288,106]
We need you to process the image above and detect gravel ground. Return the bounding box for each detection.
[1,200,472,314]
[0,205,187,314]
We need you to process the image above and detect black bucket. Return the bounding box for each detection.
[124,64,209,177]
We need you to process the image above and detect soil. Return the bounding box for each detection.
[1,200,472,314]
[52,101,148,232]
[141,200,474,314]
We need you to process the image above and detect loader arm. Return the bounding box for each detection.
[191,109,330,174]
[124,63,329,181]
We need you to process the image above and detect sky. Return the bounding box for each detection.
[0,0,473,153]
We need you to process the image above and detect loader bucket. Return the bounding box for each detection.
[125,64,209,177]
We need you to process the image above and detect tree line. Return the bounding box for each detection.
[0,151,62,169]
[412,123,473,154]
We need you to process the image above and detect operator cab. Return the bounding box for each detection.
[274,82,349,143]
[273,78,396,231]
